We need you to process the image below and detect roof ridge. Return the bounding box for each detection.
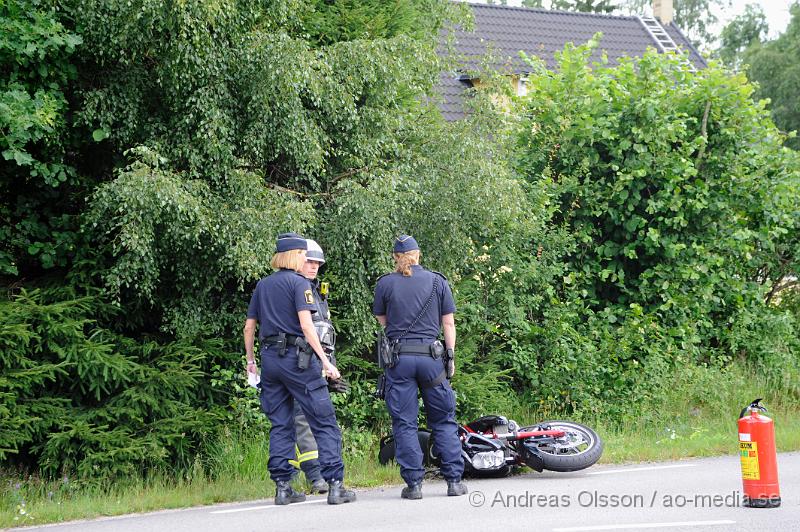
[467,2,638,21]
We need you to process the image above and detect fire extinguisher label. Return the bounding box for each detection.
[739,441,760,480]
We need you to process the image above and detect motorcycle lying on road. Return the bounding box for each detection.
[378,415,603,477]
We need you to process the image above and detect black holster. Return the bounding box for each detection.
[296,337,312,370]
[375,329,397,369]
[443,347,454,380]
[374,373,387,400]
[266,333,288,357]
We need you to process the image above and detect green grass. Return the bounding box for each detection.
[594,363,800,463]
[599,408,800,463]
[0,428,404,528]
[3,364,800,528]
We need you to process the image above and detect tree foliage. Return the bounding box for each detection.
[1,0,83,276]
[743,2,800,150]
[2,0,536,476]
[518,40,800,316]
[718,3,768,68]
[510,39,800,410]
[0,288,227,477]
[301,0,450,46]
[85,147,314,336]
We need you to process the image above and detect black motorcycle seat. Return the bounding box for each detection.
[467,415,508,433]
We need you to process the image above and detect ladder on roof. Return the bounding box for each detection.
[637,15,696,72]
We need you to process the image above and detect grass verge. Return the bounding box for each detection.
[3,366,799,528]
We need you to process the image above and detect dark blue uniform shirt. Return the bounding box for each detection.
[372,265,456,342]
[247,269,316,339]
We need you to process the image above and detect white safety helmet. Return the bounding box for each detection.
[305,239,325,263]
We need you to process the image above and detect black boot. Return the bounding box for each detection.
[401,482,423,500]
[447,480,467,496]
[327,480,356,504]
[309,478,328,494]
[275,480,306,505]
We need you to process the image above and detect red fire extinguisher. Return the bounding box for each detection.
[738,398,781,508]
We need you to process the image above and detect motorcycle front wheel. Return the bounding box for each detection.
[520,420,603,472]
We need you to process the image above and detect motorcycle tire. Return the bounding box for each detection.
[520,420,603,472]
[465,463,513,478]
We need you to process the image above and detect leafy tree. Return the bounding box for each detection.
[302,0,449,46]
[514,38,800,359]
[718,3,768,67]
[67,0,487,338]
[85,147,314,337]
[1,0,82,276]
[743,2,800,149]
[2,0,540,475]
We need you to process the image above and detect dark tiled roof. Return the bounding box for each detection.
[438,3,707,120]
[436,74,471,122]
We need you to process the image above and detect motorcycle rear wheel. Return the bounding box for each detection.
[520,420,603,472]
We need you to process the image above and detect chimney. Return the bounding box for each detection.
[653,0,673,24]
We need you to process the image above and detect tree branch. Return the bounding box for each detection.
[696,100,712,168]
[695,100,711,166]
[765,275,800,305]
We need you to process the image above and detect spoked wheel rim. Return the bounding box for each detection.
[522,422,597,456]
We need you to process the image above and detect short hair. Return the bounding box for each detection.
[393,250,420,277]
[270,249,306,272]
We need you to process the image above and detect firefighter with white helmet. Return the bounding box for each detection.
[291,239,348,493]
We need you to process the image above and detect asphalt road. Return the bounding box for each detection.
[9,452,799,532]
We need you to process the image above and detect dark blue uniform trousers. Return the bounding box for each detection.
[259,346,344,483]
[385,355,464,485]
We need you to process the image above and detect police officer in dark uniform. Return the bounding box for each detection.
[373,235,467,499]
[290,239,347,494]
[244,233,356,506]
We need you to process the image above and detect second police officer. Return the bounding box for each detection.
[244,233,356,506]
[373,235,467,499]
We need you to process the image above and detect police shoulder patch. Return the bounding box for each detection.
[304,289,314,304]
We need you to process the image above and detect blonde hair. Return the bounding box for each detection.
[394,250,420,277]
[270,249,306,272]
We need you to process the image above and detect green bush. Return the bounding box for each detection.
[502,39,800,418]
[0,287,234,478]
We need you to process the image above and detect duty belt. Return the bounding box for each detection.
[262,333,305,357]
[397,344,435,356]
[263,334,304,345]
[395,343,448,389]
